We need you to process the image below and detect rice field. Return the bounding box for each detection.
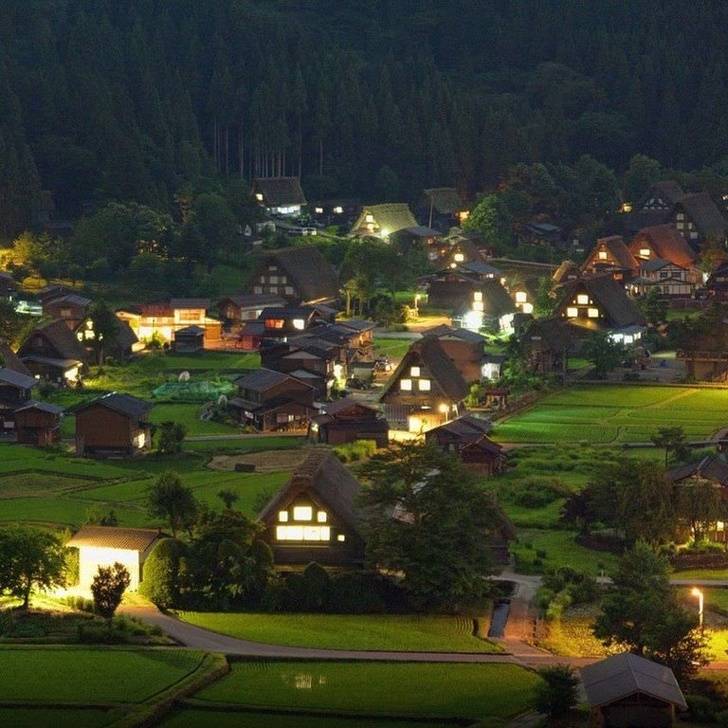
[491,385,728,445]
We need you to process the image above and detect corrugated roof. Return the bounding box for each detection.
[581,652,687,711]
[75,392,153,418]
[0,367,37,389]
[67,526,166,552]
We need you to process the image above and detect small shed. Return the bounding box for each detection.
[14,401,64,446]
[581,652,687,728]
[172,325,205,353]
[66,526,168,591]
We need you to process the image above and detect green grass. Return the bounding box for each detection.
[134,350,260,371]
[176,613,503,652]
[0,646,205,704]
[193,661,539,722]
[491,385,728,445]
[0,708,115,728]
[371,338,412,359]
[183,436,305,453]
[536,606,612,658]
[149,403,236,436]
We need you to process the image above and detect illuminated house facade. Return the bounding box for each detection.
[67,526,168,590]
[554,275,646,344]
[18,319,89,384]
[379,337,469,432]
[257,448,366,568]
[349,203,418,240]
[252,177,306,217]
[581,235,638,282]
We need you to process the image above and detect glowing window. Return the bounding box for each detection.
[566,307,578,318]
[598,251,608,260]
[269,276,278,284]
[285,286,294,295]
[293,318,306,330]
[265,319,285,329]
[577,294,589,305]
[254,286,262,294]
[278,511,289,522]
[337,534,346,542]
[454,253,464,262]
[333,206,343,214]
[676,213,685,220]
[400,379,412,391]
[317,511,327,523]
[473,301,484,312]
[365,214,374,223]
[293,506,313,521]
[315,207,323,214]
[410,366,421,377]
[255,193,263,201]
[276,526,331,541]
[587,308,599,318]
[418,379,431,391]
[473,291,483,302]
[515,291,527,303]
[640,248,650,257]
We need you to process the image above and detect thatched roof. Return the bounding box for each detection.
[350,203,418,237]
[253,177,307,207]
[556,275,645,329]
[259,246,340,304]
[0,339,31,376]
[636,180,685,210]
[674,192,728,240]
[18,319,89,363]
[257,448,364,539]
[585,236,638,272]
[630,225,697,268]
[423,187,465,214]
[665,454,728,486]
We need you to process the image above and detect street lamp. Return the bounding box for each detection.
[691,587,704,630]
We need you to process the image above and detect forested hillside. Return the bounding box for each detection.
[2,0,728,236]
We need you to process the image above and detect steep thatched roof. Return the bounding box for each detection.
[0,339,31,376]
[18,319,89,363]
[630,224,697,268]
[423,187,465,214]
[350,203,418,237]
[253,177,307,207]
[585,235,638,272]
[674,192,728,240]
[636,180,685,210]
[259,246,340,304]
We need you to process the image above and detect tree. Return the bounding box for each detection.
[139,538,185,608]
[358,441,509,611]
[651,426,689,467]
[675,479,728,544]
[91,562,130,622]
[156,421,187,454]
[217,489,239,510]
[146,471,198,537]
[593,541,708,682]
[86,300,120,366]
[462,193,512,253]
[0,525,67,608]
[636,287,668,327]
[534,664,580,719]
[581,332,627,378]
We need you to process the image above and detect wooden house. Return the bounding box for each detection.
[74,392,153,457]
[0,339,32,376]
[629,225,699,274]
[18,319,89,384]
[42,293,92,330]
[14,401,64,446]
[581,652,687,728]
[349,203,418,240]
[252,177,307,217]
[422,324,487,383]
[552,260,581,287]
[116,300,221,346]
[581,236,638,282]
[553,275,646,342]
[451,277,518,334]
[229,368,316,432]
[0,272,18,299]
[676,316,728,381]
[257,448,366,568]
[216,293,286,331]
[309,398,389,448]
[519,221,564,249]
[671,192,728,250]
[621,180,685,235]
[424,414,505,476]
[237,321,266,350]
[666,455,728,544]
[440,237,492,269]
[0,368,36,434]
[629,258,697,298]
[519,317,574,375]
[66,526,168,590]
[379,337,469,432]
[392,225,444,261]
[421,187,467,231]
[706,259,728,299]
[248,246,340,307]
[258,306,319,340]
[172,325,204,353]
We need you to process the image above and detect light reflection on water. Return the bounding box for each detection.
[280,672,329,690]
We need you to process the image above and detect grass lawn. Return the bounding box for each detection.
[135,350,260,372]
[371,338,414,360]
[176,613,503,653]
[0,708,114,728]
[491,385,728,445]
[0,646,205,704]
[149,403,237,436]
[535,605,612,658]
[192,660,539,722]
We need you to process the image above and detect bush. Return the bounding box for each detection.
[139,538,185,607]
[534,664,579,718]
[509,478,571,508]
[685,694,717,723]
[326,571,392,614]
[333,440,378,463]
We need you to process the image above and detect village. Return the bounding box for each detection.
[3,172,728,726]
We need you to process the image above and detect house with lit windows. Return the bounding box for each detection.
[378,337,469,432]
[257,306,319,340]
[422,324,489,383]
[42,293,92,331]
[581,235,638,282]
[308,398,389,448]
[252,177,307,217]
[440,236,492,269]
[18,319,89,384]
[553,275,646,343]
[257,448,366,568]
[247,246,340,307]
[670,192,728,250]
[216,293,286,332]
[349,203,418,240]
[420,187,468,232]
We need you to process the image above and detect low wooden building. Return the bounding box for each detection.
[66,526,168,590]
[18,319,89,384]
[581,652,687,728]
[257,448,366,568]
[309,398,389,448]
[42,293,92,330]
[14,401,64,446]
[424,415,504,476]
[0,368,36,434]
[74,392,153,457]
[422,324,488,383]
[172,325,204,353]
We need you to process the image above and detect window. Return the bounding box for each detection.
[660,271,670,279]
[337,534,346,542]
[276,526,331,541]
[317,511,327,523]
[472,301,484,312]
[278,511,288,522]
[676,212,685,220]
[454,253,464,262]
[577,294,589,305]
[566,307,578,318]
[400,379,412,391]
[365,214,374,223]
[333,206,343,214]
[293,506,313,521]
[473,291,483,302]
[293,318,306,330]
[254,286,263,294]
[515,291,527,303]
[285,286,294,295]
[255,192,264,201]
[598,251,608,260]
[61,308,72,318]
[587,308,599,318]
[640,248,650,258]
[410,366,421,377]
[265,319,285,329]
[269,275,279,284]
[418,379,431,391]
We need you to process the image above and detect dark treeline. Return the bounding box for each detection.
[2,0,728,235]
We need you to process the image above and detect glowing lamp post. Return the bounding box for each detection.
[691,587,704,630]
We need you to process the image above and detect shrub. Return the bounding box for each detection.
[509,478,571,508]
[139,538,185,607]
[534,664,579,718]
[685,694,717,723]
[327,571,392,614]
[333,440,378,463]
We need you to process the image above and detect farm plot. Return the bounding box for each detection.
[491,385,728,445]
[191,661,539,722]
[176,613,502,653]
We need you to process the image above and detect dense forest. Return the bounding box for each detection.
[3,0,728,237]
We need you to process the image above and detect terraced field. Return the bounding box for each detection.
[491,385,728,445]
